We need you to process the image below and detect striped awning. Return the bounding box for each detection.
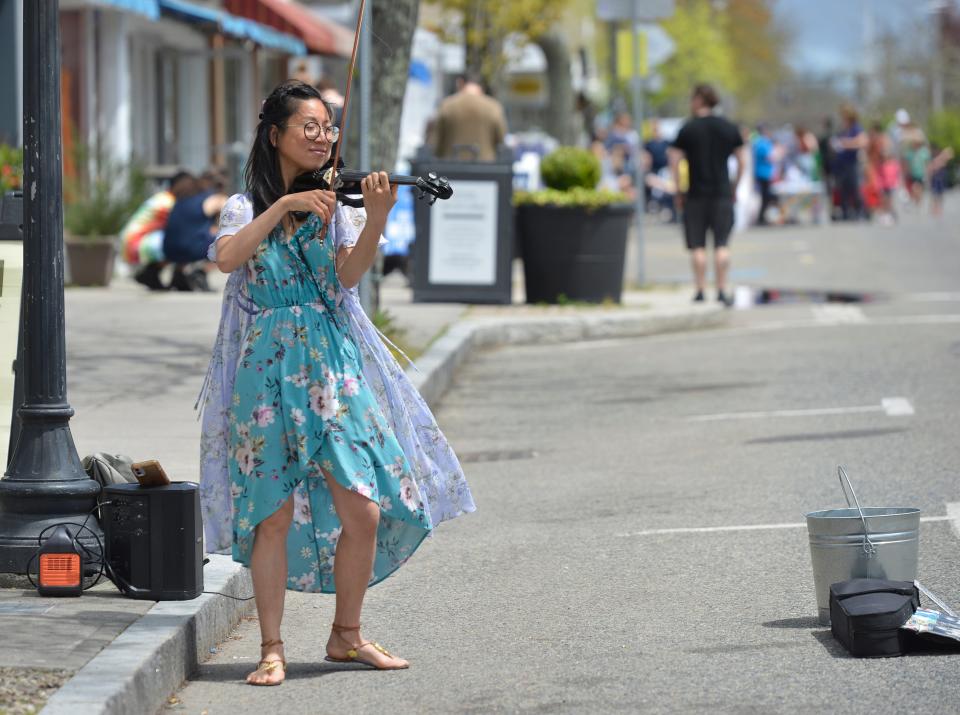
[224,0,354,58]
[157,0,306,55]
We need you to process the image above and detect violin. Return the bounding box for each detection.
[289,161,453,210]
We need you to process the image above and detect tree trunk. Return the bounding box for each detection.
[346,0,421,170]
[536,31,575,145]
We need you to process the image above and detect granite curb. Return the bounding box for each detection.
[41,555,252,715]
[409,304,728,407]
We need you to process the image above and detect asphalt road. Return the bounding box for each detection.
[171,203,960,713]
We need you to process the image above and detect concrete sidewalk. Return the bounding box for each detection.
[0,264,726,715]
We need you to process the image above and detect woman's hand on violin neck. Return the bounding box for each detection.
[360,171,398,228]
[282,189,337,223]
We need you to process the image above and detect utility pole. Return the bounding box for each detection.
[0,0,102,573]
[630,1,646,287]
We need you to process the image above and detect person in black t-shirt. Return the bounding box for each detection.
[668,84,745,306]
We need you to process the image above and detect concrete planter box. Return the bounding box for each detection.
[65,236,116,287]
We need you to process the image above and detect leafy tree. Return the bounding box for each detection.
[724,0,789,120]
[652,0,739,114]
[646,0,789,119]
[424,0,572,89]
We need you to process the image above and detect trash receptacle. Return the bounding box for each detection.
[410,159,514,304]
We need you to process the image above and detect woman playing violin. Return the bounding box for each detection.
[202,80,475,685]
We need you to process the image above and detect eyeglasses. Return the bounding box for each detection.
[287,121,340,143]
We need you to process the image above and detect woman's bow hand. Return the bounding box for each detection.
[360,171,398,228]
[282,189,337,224]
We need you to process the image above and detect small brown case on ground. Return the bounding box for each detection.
[130,459,171,487]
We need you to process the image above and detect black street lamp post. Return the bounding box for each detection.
[0,0,102,573]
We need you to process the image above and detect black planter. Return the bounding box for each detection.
[517,203,633,304]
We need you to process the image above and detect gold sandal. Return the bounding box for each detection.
[247,638,287,686]
[325,623,408,670]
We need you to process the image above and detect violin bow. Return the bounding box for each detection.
[328,0,366,191]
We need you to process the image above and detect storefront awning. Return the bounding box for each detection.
[157,0,306,55]
[224,0,354,58]
[97,0,160,19]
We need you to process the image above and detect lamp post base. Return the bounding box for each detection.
[0,414,103,574]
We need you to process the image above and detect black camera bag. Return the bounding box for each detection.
[830,578,920,657]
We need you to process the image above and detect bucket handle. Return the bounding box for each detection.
[838,466,877,556]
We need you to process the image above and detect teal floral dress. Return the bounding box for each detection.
[222,195,430,593]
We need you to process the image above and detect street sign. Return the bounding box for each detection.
[597,0,675,22]
[615,25,676,80]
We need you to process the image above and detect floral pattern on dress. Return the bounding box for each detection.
[198,195,475,572]
[215,194,429,593]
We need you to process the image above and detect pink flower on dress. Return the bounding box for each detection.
[292,491,312,525]
[294,571,316,590]
[342,374,360,396]
[398,476,421,512]
[252,405,275,427]
[235,446,255,476]
[308,384,340,421]
[352,483,373,499]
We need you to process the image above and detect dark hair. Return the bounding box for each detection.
[169,171,199,201]
[692,83,719,109]
[244,79,335,216]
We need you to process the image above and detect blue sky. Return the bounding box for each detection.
[772,0,940,75]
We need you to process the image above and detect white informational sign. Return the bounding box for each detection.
[0,240,23,470]
[597,0,674,22]
[428,180,498,286]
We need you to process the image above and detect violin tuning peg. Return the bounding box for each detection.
[438,176,449,187]
[425,194,438,206]
[428,172,438,181]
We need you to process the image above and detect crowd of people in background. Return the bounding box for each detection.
[582,101,954,229]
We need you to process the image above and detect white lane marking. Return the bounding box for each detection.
[619,515,952,538]
[882,397,915,416]
[687,398,913,422]
[812,304,867,324]
[948,502,960,539]
[905,293,960,303]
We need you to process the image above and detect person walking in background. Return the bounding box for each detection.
[866,121,897,224]
[902,129,931,208]
[121,170,196,291]
[752,124,777,225]
[433,74,507,161]
[833,104,867,221]
[928,144,954,218]
[643,119,675,220]
[669,84,745,306]
[162,168,229,292]
[818,117,836,218]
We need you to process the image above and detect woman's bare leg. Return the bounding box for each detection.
[247,496,293,684]
[323,474,408,668]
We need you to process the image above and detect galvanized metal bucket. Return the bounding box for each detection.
[805,467,921,625]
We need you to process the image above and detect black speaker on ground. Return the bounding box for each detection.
[102,483,203,600]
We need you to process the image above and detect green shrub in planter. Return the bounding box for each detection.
[514,147,630,209]
[540,146,601,191]
[513,146,634,304]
